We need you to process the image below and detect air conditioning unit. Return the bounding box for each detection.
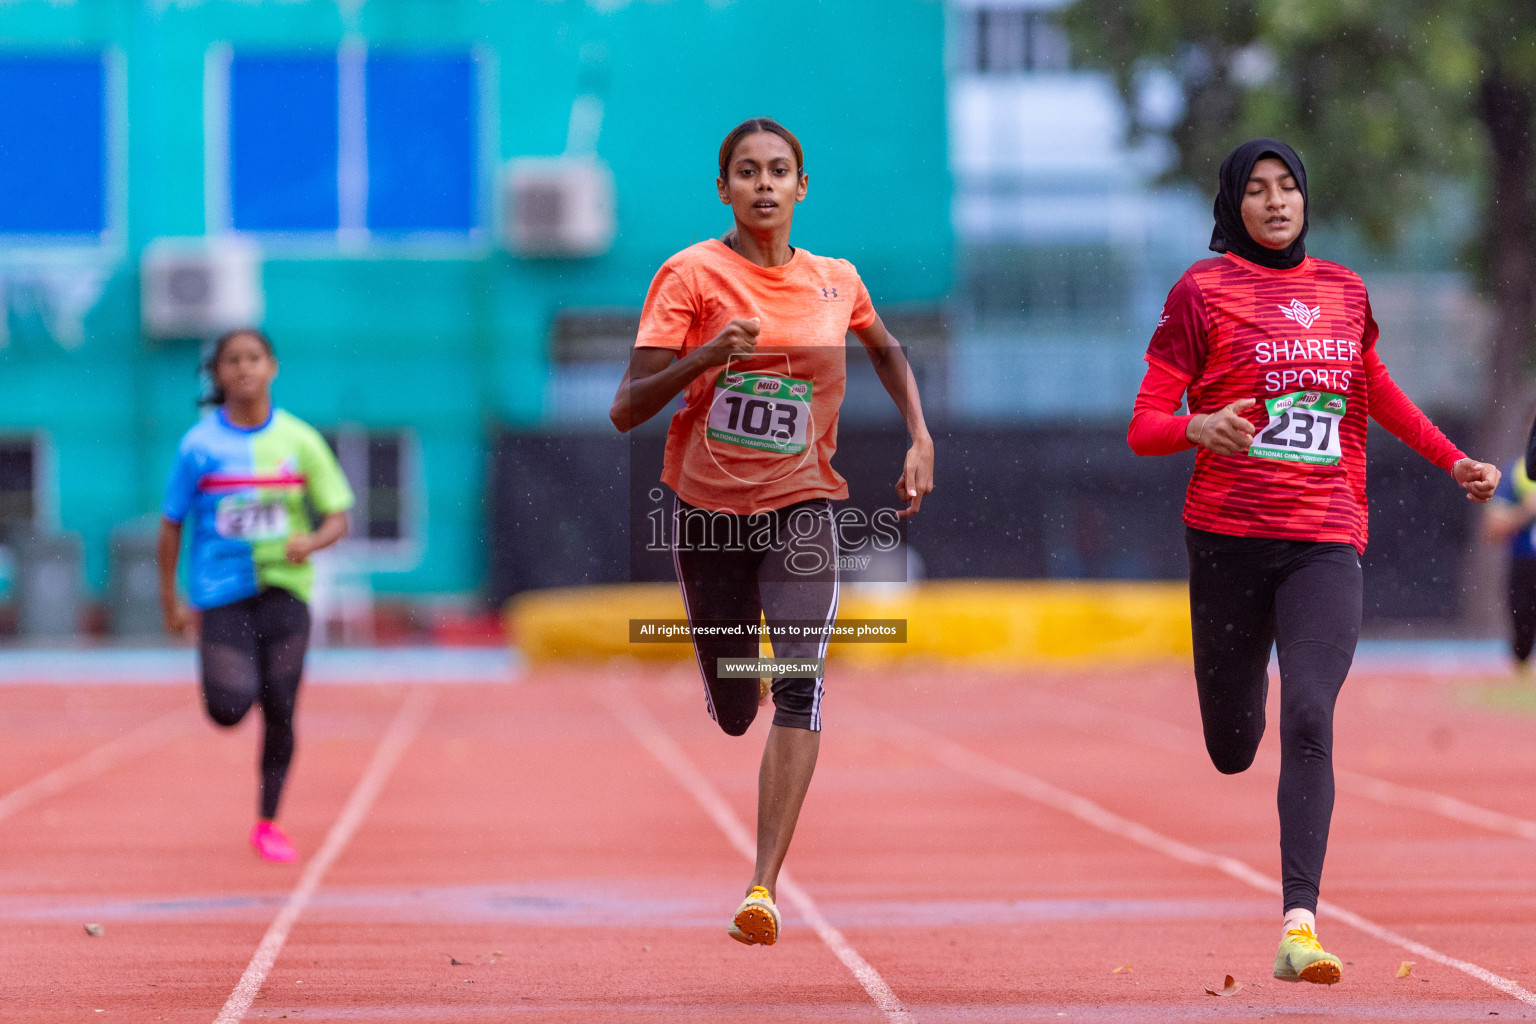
[141,236,264,340]
[503,156,615,257]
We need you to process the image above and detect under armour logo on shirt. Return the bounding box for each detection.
[1278,299,1322,329]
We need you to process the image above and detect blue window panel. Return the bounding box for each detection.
[0,55,105,236]
[366,54,476,233]
[230,55,339,232]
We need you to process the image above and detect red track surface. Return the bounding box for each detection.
[2,661,1534,1022]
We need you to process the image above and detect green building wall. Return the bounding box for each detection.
[0,0,951,600]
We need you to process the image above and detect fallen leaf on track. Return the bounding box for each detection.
[1396,961,1415,978]
[83,924,104,937]
[1112,965,1133,974]
[449,957,467,966]
[1204,975,1243,996]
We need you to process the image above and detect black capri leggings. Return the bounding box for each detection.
[1186,527,1362,915]
[199,587,311,820]
[672,496,839,735]
[1508,557,1536,664]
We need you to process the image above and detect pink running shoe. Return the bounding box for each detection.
[250,820,297,863]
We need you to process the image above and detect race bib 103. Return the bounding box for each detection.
[215,495,290,541]
[706,371,812,454]
[1248,390,1346,466]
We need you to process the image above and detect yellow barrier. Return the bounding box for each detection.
[505,580,1192,666]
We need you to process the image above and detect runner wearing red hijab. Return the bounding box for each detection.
[1128,138,1499,984]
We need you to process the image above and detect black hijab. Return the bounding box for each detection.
[1209,138,1309,270]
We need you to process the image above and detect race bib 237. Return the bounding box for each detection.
[1248,390,1346,466]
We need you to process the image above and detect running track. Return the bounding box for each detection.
[2,654,1534,1022]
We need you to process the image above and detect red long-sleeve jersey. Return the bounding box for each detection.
[1127,252,1465,553]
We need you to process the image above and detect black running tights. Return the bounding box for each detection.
[199,587,311,820]
[1186,527,1362,914]
[1508,557,1536,664]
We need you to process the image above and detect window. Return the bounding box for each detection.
[958,8,1070,74]
[215,49,479,238]
[366,54,477,233]
[319,427,416,547]
[963,244,1130,328]
[229,55,339,232]
[0,54,107,238]
[0,440,37,532]
[544,311,640,424]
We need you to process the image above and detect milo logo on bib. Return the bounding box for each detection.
[1249,390,1347,466]
[707,370,813,454]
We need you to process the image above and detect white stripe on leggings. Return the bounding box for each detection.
[810,501,839,731]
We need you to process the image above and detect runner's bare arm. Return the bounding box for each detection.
[156,518,191,637]
[853,314,934,518]
[610,318,761,432]
[286,510,350,565]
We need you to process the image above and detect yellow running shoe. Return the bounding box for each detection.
[1273,923,1342,984]
[728,885,779,945]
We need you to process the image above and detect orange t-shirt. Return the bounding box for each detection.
[635,239,877,514]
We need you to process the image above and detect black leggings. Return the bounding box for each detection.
[1186,527,1362,914]
[1509,557,1536,664]
[199,587,311,820]
[672,496,839,735]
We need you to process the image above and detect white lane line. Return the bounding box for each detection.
[1022,687,1536,844]
[0,706,191,824]
[603,683,914,1024]
[1335,768,1536,842]
[213,687,436,1024]
[859,703,1536,1007]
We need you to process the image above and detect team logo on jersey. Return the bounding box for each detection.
[1156,312,1170,329]
[820,287,839,300]
[754,378,782,395]
[1278,298,1322,329]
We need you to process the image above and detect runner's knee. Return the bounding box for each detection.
[1200,696,1265,774]
[200,641,259,728]
[1280,695,1335,761]
[1207,738,1259,775]
[1276,642,1345,759]
[714,705,757,737]
[204,695,250,728]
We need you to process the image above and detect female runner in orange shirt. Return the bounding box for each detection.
[611,117,934,946]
